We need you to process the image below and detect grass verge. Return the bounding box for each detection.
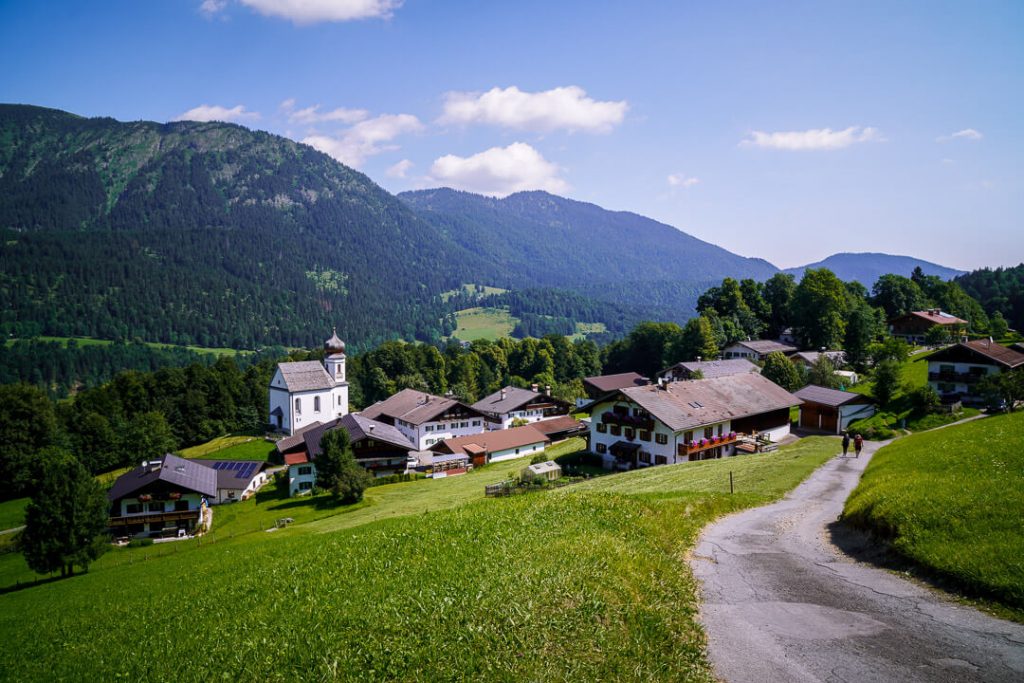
[843,411,1024,618]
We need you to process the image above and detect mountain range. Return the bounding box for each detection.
[783,253,964,287]
[0,104,967,349]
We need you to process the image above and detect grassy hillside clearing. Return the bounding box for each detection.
[440,283,509,302]
[0,436,838,681]
[3,335,248,357]
[843,412,1024,616]
[451,306,518,341]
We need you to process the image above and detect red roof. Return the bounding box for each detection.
[892,310,967,326]
[284,452,309,465]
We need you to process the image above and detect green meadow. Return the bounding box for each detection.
[844,411,1024,615]
[451,306,518,341]
[0,436,839,681]
[4,335,248,357]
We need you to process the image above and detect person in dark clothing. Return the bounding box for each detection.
[854,433,864,457]
[841,432,850,457]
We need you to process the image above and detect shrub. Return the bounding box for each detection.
[908,385,940,414]
[127,538,154,548]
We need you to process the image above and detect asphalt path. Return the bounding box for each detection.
[691,440,1024,682]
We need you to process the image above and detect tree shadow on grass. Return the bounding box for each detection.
[0,573,67,595]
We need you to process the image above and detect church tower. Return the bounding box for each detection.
[323,328,349,418]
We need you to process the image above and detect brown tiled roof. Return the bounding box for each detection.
[531,415,587,438]
[432,425,550,457]
[602,373,801,432]
[583,372,648,393]
[471,386,541,414]
[662,358,760,379]
[793,384,873,408]
[930,339,1024,368]
[890,310,968,326]
[107,454,217,501]
[360,388,482,425]
[303,414,414,461]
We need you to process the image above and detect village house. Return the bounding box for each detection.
[201,460,268,504]
[430,424,551,468]
[276,413,416,496]
[107,454,215,538]
[587,373,801,470]
[659,358,760,382]
[268,330,350,436]
[926,339,1024,406]
[530,415,589,442]
[888,309,967,344]
[789,350,846,370]
[722,340,798,362]
[579,372,648,407]
[359,388,486,450]
[471,384,571,430]
[793,385,875,434]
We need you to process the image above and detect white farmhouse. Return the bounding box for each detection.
[722,340,798,362]
[269,330,349,436]
[359,388,486,451]
[587,373,801,470]
[470,385,571,431]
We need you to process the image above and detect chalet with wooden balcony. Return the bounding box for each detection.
[888,309,967,344]
[927,339,1024,406]
[107,454,215,539]
[586,373,801,471]
[359,388,486,450]
[471,384,571,430]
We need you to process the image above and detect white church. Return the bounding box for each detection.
[269,330,349,435]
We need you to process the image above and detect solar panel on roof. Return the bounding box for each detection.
[213,462,224,470]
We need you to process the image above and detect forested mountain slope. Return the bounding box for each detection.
[784,252,964,286]
[0,104,480,350]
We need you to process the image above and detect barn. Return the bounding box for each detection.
[793,385,875,434]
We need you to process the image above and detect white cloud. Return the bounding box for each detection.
[386,159,413,178]
[667,173,700,188]
[287,103,368,125]
[173,104,260,123]
[428,142,568,197]
[937,128,983,142]
[741,126,883,151]
[440,86,628,134]
[235,0,401,23]
[199,0,228,16]
[302,113,422,167]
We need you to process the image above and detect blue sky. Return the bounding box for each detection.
[1,0,1021,270]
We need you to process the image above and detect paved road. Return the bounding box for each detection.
[691,441,1024,682]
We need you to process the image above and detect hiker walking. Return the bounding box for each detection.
[841,432,850,457]
[854,433,864,458]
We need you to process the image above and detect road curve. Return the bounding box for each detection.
[691,440,1024,682]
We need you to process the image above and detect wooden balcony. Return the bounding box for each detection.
[108,510,200,527]
[678,434,737,456]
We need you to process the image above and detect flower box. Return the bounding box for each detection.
[137,494,152,503]
[168,492,182,501]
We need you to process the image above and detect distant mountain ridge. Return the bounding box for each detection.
[784,252,964,287]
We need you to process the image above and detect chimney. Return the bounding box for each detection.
[500,388,507,401]
[545,385,551,396]
[696,356,701,363]
[531,383,539,393]
[369,424,375,433]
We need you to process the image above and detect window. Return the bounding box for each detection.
[655,433,668,445]
[624,427,635,440]
[684,431,693,443]
[175,500,189,511]
[639,451,651,464]
[717,424,723,436]
[655,455,668,465]
[366,440,375,447]
[314,396,321,412]
[426,438,435,446]
[704,427,714,439]
[298,466,312,476]
[126,503,142,514]
[613,404,629,415]
[633,407,649,418]
[148,502,164,512]
[299,481,313,491]
[425,425,434,432]
[596,423,607,433]
[639,430,651,442]
[338,395,342,406]
[295,398,301,415]
[610,424,621,436]
[515,448,520,455]
[596,443,607,454]
[472,420,481,427]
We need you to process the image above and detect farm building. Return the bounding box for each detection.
[888,309,967,344]
[926,339,1024,406]
[107,454,214,539]
[431,425,551,467]
[276,413,416,496]
[722,340,798,362]
[360,388,486,450]
[581,372,649,401]
[659,358,760,382]
[789,350,846,370]
[200,460,268,504]
[269,329,349,435]
[587,373,801,470]
[793,385,876,434]
[471,385,571,430]
[530,415,588,442]
[521,461,561,482]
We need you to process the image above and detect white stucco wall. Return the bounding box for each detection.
[270,363,350,436]
[408,418,485,451]
[289,463,317,496]
[488,441,546,463]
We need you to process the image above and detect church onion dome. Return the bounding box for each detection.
[324,328,346,354]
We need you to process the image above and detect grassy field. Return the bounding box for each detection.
[451,306,518,341]
[843,411,1024,615]
[4,335,248,356]
[0,436,839,681]
[0,499,27,531]
[440,283,509,302]
[179,435,277,461]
